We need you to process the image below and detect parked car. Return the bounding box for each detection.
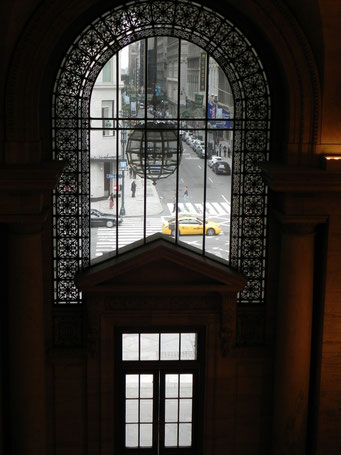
[90,209,123,228]
[182,131,191,142]
[195,145,206,158]
[212,161,231,175]
[208,155,223,167]
[162,214,221,236]
[191,139,204,150]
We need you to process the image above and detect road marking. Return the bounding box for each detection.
[212,202,227,215]
[166,201,231,216]
[194,203,203,214]
[208,177,213,183]
[221,194,230,204]
[221,202,231,213]
[92,215,231,259]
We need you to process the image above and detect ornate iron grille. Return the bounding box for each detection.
[52,0,270,308]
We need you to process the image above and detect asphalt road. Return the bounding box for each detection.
[90,141,232,262]
[154,141,231,260]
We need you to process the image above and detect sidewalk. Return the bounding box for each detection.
[91,173,164,217]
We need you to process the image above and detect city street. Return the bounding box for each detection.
[91,141,232,261]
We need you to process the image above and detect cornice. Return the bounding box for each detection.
[259,163,341,193]
[0,161,65,191]
[0,161,65,223]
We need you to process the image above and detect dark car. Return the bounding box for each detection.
[90,209,123,228]
[212,161,231,175]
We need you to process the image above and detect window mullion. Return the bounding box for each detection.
[202,52,210,255]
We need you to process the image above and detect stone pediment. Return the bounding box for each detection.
[76,234,246,295]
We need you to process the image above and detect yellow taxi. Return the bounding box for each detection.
[162,214,222,236]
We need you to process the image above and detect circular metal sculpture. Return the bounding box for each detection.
[126,122,183,184]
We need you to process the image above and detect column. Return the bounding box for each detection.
[8,224,47,455]
[272,219,318,455]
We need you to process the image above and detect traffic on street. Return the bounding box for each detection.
[91,139,232,261]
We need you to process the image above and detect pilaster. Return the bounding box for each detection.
[0,161,64,454]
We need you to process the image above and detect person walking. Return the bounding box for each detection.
[183,186,189,210]
[131,180,136,198]
[223,145,227,157]
[172,193,177,213]
[108,192,114,209]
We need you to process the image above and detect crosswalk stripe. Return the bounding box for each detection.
[166,201,230,216]
[221,202,231,214]
[194,203,203,214]
[205,202,218,216]
[211,202,227,216]
[167,202,175,213]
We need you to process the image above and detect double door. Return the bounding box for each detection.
[119,369,199,455]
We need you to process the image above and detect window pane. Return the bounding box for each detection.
[140,424,153,447]
[165,423,178,447]
[140,374,153,398]
[208,56,233,120]
[126,400,138,423]
[177,128,205,254]
[179,423,192,446]
[126,374,139,398]
[165,399,178,422]
[179,399,192,422]
[126,424,138,447]
[161,333,179,360]
[140,333,159,360]
[123,334,139,360]
[180,42,207,119]
[166,374,179,398]
[180,374,193,398]
[102,59,112,82]
[180,333,197,360]
[140,399,153,422]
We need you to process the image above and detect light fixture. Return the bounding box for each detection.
[321,154,341,171]
[125,121,183,184]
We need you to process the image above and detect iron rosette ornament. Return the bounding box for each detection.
[125,121,183,185]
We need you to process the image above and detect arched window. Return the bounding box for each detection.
[52,1,270,306]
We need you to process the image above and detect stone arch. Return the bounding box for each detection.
[4,0,320,165]
[50,1,273,305]
[3,0,321,308]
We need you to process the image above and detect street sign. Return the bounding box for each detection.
[106,173,123,179]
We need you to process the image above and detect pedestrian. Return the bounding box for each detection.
[219,144,222,157]
[131,180,136,198]
[129,166,133,178]
[132,167,137,179]
[108,192,114,209]
[223,145,227,157]
[183,186,189,209]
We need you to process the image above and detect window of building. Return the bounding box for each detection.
[117,331,203,453]
[102,59,113,83]
[102,101,115,137]
[52,1,270,307]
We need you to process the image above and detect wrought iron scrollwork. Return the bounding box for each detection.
[52,0,270,310]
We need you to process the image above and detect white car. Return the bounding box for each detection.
[208,155,223,167]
